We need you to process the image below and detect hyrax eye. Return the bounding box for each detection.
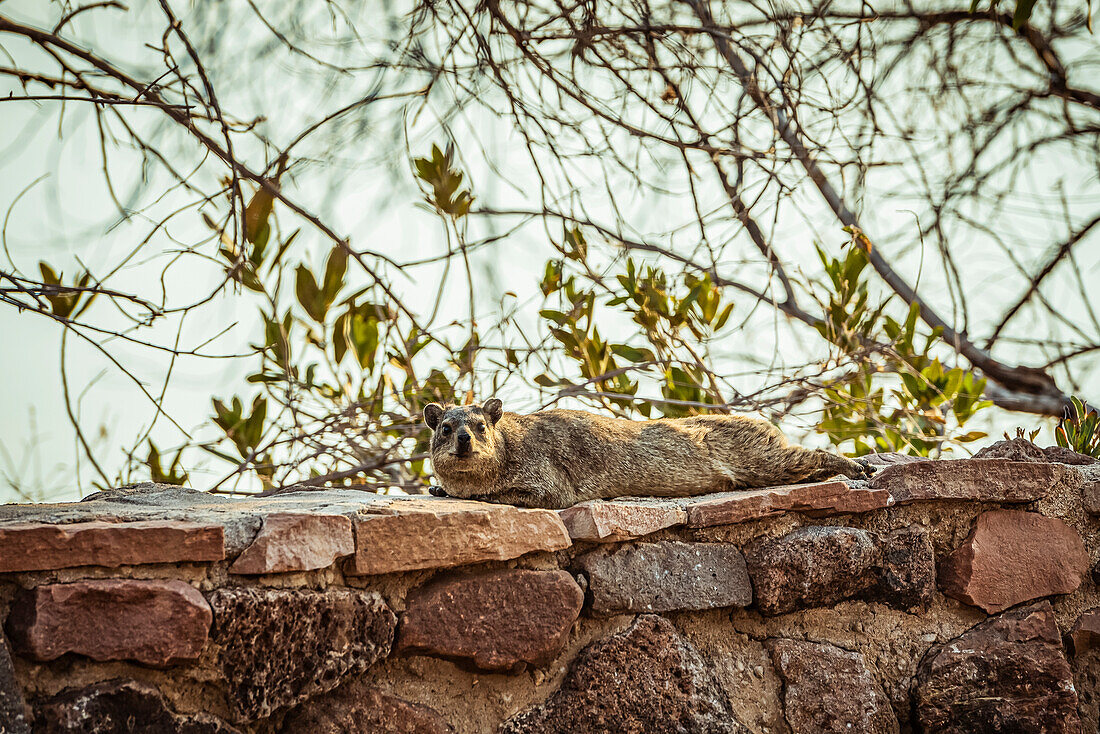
[440,425,452,435]
[475,423,486,432]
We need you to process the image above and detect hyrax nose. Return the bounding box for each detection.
[456,431,471,445]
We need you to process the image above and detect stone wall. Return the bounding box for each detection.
[1,447,1099,733]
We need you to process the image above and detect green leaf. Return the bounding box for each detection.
[332,311,349,365]
[713,302,735,331]
[349,308,379,370]
[1012,0,1039,29]
[295,265,326,323]
[610,344,655,363]
[539,309,569,325]
[244,185,275,245]
[322,247,348,305]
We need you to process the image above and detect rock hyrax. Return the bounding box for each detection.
[424,399,872,509]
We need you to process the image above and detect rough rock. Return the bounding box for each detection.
[744,526,880,616]
[1068,608,1100,656]
[870,458,1079,504]
[1083,481,1100,516]
[351,500,570,575]
[500,615,747,734]
[1043,445,1097,465]
[686,481,892,528]
[0,484,411,557]
[209,587,395,722]
[859,452,924,467]
[34,679,239,733]
[744,525,934,615]
[5,580,211,666]
[1,634,29,734]
[915,601,1081,733]
[397,569,582,672]
[281,681,454,733]
[977,438,1100,466]
[938,509,1088,613]
[575,541,752,615]
[229,513,353,574]
[767,638,898,734]
[0,520,224,573]
[972,437,1049,462]
[874,525,935,612]
[558,500,685,542]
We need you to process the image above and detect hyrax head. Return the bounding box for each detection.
[423,399,505,482]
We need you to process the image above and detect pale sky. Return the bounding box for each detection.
[2,0,1097,503]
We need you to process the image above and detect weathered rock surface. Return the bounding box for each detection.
[1083,481,1100,516]
[34,679,240,733]
[5,580,211,666]
[500,615,747,734]
[744,526,880,616]
[767,638,898,734]
[874,526,935,612]
[576,541,751,615]
[0,634,29,734]
[1068,607,1100,656]
[281,681,454,734]
[915,601,1081,733]
[0,484,450,558]
[1043,445,1098,465]
[0,520,224,573]
[209,588,395,722]
[351,500,570,575]
[745,525,934,615]
[973,437,1098,465]
[859,452,924,467]
[559,499,685,542]
[938,509,1088,613]
[397,569,582,672]
[686,481,892,528]
[870,458,1079,504]
[229,513,353,574]
[973,437,1049,462]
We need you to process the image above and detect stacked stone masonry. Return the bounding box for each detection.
[0,446,1099,733]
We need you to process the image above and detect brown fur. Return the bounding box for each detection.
[424,399,872,510]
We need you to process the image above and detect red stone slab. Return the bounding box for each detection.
[0,520,225,572]
[5,579,211,666]
[558,501,686,542]
[1069,608,1100,656]
[350,502,570,575]
[230,513,353,574]
[870,459,1079,504]
[397,569,583,671]
[938,509,1089,613]
[686,481,892,528]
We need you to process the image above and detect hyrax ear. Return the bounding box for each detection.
[423,403,445,430]
[483,398,504,425]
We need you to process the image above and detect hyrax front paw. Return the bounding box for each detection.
[428,485,449,497]
[853,458,878,479]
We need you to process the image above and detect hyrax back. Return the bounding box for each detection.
[424,399,871,510]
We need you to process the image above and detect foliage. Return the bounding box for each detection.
[2,0,1097,497]
[814,247,991,456]
[145,441,188,486]
[537,237,735,418]
[1055,397,1100,457]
